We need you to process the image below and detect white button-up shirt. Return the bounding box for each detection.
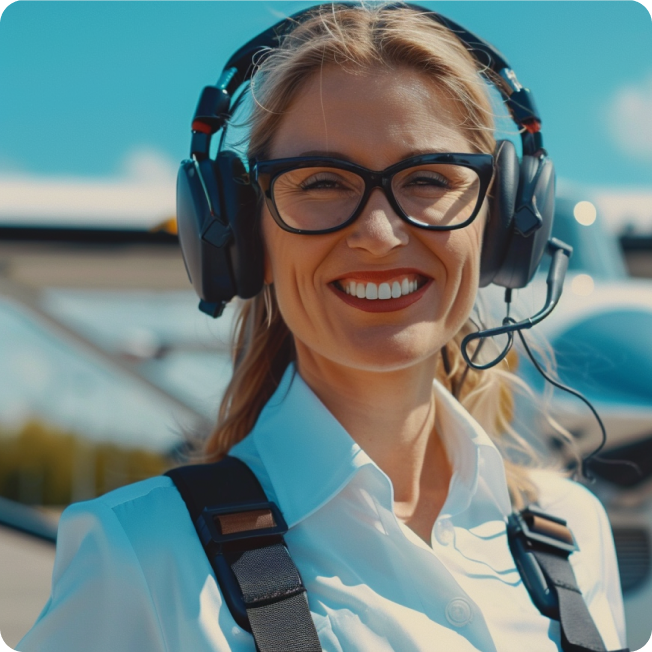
[18,364,627,651]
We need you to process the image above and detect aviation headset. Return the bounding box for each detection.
[176,0,618,485]
[176,2,558,320]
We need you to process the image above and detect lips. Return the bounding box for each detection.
[337,275,420,299]
[329,268,432,313]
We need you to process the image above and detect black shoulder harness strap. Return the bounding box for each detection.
[166,457,628,652]
[507,506,628,652]
[165,456,322,652]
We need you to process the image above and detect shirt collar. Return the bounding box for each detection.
[231,364,512,528]
[433,380,512,519]
[232,363,376,527]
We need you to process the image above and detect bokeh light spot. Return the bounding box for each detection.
[573,201,597,226]
[571,274,595,296]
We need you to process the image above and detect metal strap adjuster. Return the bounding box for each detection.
[196,501,288,555]
[509,506,578,556]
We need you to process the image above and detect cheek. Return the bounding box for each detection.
[261,218,308,336]
[261,209,276,285]
[427,223,483,285]
[453,207,486,280]
[428,216,485,330]
[261,209,307,289]
[260,209,328,317]
[474,204,489,252]
[261,210,306,285]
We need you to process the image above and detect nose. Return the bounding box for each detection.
[346,188,409,255]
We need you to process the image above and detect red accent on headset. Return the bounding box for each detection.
[523,119,541,134]
[192,120,213,135]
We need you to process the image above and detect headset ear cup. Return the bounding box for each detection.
[493,154,555,289]
[480,140,519,287]
[176,152,264,306]
[215,151,264,299]
[176,159,238,304]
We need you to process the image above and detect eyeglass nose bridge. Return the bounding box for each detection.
[351,171,405,226]
[362,170,391,191]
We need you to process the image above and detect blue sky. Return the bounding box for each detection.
[0,1,650,227]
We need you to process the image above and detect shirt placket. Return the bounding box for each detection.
[367,471,500,652]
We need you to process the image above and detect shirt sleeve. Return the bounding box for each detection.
[585,487,628,651]
[16,498,168,652]
[531,470,628,651]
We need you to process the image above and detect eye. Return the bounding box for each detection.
[402,171,451,189]
[274,167,363,202]
[300,172,354,191]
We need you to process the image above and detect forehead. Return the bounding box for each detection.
[268,65,473,168]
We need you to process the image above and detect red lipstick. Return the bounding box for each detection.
[329,274,433,313]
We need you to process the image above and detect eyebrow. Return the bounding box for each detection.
[296,147,459,161]
[296,150,355,160]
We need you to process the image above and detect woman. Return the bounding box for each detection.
[19,4,627,651]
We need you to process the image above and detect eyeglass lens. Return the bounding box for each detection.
[271,164,481,231]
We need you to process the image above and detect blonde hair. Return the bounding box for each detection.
[204,3,566,510]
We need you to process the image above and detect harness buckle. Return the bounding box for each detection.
[196,501,288,555]
[509,505,578,557]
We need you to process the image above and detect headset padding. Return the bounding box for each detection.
[177,160,237,303]
[493,153,555,289]
[480,140,519,287]
[215,151,264,299]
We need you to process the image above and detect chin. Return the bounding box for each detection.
[329,326,445,373]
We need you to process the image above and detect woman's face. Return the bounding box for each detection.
[262,65,488,373]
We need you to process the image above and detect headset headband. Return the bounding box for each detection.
[177,0,558,317]
[189,2,544,164]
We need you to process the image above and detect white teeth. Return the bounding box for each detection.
[341,277,422,299]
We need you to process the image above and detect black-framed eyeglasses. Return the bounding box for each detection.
[250,153,494,235]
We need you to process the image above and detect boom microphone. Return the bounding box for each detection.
[461,238,573,370]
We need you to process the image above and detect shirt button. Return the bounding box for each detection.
[434,518,455,546]
[446,598,473,627]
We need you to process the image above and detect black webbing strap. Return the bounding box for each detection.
[509,507,629,652]
[167,460,626,652]
[165,456,321,652]
[532,548,607,652]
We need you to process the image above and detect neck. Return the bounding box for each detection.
[295,344,452,539]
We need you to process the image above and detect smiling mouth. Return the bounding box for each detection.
[332,273,428,301]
